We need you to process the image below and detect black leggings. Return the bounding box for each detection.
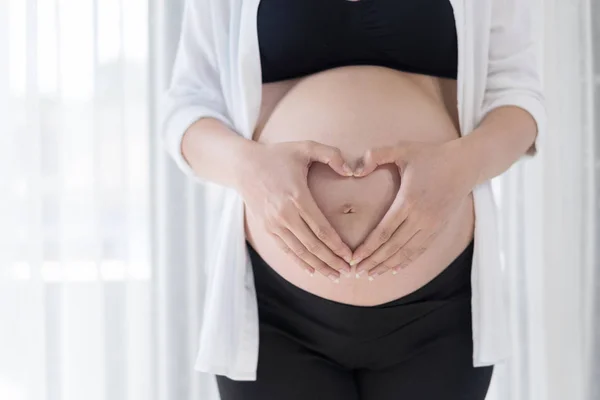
[217,240,493,400]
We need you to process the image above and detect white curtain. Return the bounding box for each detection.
[0,1,596,400]
[0,0,154,399]
[487,1,595,399]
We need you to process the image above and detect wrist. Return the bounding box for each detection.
[447,134,487,188]
[230,137,263,192]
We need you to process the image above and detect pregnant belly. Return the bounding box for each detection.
[245,65,475,306]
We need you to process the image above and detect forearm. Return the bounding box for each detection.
[457,105,538,186]
[181,118,257,188]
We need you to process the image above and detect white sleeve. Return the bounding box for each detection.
[160,0,235,179]
[480,0,547,156]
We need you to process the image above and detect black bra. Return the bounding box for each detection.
[257,0,458,83]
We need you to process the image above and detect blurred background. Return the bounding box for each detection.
[0,0,598,399]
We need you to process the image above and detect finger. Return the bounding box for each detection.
[275,225,344,283]
[304,141,354,177]
[365,264,392,281]
[270,232,316,276]
[284,212,351,276]
[365,230,422,279]
[364,230,425,280]
[352,191,412,266]
[391,230,437,274]
[354,146,400,177]
[355,217,418,276]
[293,192,353,263]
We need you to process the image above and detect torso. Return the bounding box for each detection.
[244,0,473,306]
[244,65,474,306]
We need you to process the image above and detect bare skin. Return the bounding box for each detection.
[244,65,475,306]
[182,65,536,307]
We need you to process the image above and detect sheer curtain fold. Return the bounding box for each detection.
[2,0,152,400]
[1,0,597,399]
[150,0,217,398]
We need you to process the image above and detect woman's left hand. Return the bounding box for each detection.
[351,139,479,279]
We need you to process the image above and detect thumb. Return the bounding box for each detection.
[305,141,354,177]
[354,146,403,177]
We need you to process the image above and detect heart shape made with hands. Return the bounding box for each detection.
[307,154,401,252]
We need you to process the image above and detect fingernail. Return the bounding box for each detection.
[353,167,364,177]
[368,275,375,282]
[342,164,354,176]
[355,269,365,279]
[328,274,340,284]
[392,269,398,275]
[305,269,314,277]
[349,258,361,266]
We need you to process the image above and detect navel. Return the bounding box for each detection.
[341,203,356,214]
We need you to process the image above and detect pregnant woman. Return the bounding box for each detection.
[161,0,546,399]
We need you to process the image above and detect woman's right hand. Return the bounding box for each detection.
[236,140,354,282]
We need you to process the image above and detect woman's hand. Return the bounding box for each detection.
[351,139,479,279]
[237,140,354,282]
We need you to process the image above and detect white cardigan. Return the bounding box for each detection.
[161,0,546,381]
